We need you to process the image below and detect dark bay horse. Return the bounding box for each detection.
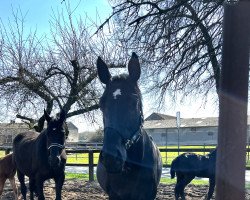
[96,52,162,200]
[170,149,217,200]
[13,109,67,200]
[0,153,19,200]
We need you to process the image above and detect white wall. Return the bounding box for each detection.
[146,126,218,146]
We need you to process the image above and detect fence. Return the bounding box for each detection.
[1,144,250,181]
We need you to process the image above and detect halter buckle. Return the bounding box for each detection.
[125,128,142,150]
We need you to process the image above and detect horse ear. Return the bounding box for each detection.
[97,57,111,84]
[128,52,141,82]
[44,110,52,123]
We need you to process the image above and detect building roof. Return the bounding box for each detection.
[145,112,176,121]
[67,122,78,131]
[144,117,218,129]
[144,115,250,129]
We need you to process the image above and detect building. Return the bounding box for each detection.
[78,131,96,142]
[0,121,79,145]
[145,112,176,121]
[66,122,79,142]
[0,123,29,145]
[144,113,250,146]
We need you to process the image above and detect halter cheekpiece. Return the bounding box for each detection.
[125,126,142,150]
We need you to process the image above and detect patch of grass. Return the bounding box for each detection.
[66,153,99,165]
[0,151,5,157]
[65,173,92,180]
[246,182,250,189]
[160,177,176,184]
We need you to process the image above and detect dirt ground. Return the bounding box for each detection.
[1,179,250,200]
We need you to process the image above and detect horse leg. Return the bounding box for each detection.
[0,177,7,197]
[109,192,122,200]
[35,178,45,200]
[174,174,183,200]
[174,183,180,200]
[179,175,195,200]
[54,173,65,200]
[17,170,27,200]
[9,177,19,200]
[109,196,122,200]
[29,178,36,200]
[206,178,215,200]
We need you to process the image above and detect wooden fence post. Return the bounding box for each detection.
[216,1,250,200]
[89,150,94,181]
[5,148,10,155]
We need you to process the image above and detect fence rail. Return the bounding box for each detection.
[1,144,250,181]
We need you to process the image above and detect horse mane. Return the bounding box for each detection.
[111,73,129,81]
[111,74,140,89]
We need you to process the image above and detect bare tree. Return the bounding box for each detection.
[98,0,225,104]
[0,6,120,128]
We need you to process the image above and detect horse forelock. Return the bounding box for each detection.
[111,73,129,81]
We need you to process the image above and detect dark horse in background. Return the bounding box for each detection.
[96,52,162,200]
[170,149,217,200]
[13,109,67,200]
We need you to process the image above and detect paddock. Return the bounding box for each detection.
[1,178,250,200]
[1,145,250,199]
[0,179,216,200]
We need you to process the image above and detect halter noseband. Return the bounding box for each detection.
[121,113,144,150]
[48,143,65,150]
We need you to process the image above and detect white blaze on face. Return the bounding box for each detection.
[113,89,122,99]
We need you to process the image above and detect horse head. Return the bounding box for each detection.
[97,52,143,173]
[44,109,66,170]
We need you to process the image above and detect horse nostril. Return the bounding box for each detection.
[57,155,61,164]
[101,149,125,174]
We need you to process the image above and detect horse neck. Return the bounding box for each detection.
[36,129,49,150]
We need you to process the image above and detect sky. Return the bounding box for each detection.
[0,0,220,132]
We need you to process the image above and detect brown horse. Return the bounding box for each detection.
[0,153,19,200]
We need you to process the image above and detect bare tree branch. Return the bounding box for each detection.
[97,0,224,105]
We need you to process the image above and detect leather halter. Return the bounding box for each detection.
[104,113,144,150]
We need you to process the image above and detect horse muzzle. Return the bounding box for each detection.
[101,151,124,174]
[48,155,61,169]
